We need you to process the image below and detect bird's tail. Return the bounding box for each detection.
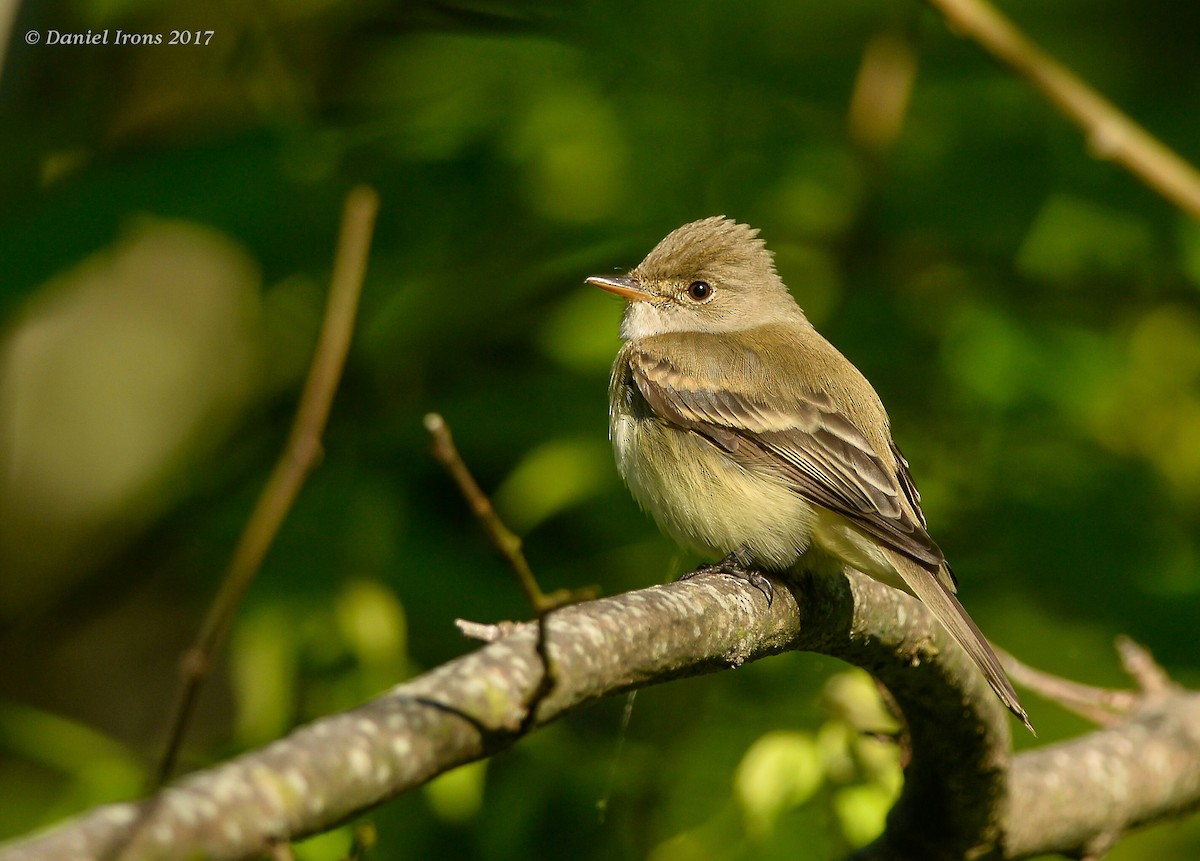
[884,550,1033,734]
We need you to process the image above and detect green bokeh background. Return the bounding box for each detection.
[2,1,1200,858]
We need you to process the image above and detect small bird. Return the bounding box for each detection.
[587,216,1030,730]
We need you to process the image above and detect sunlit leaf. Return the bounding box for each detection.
[733,730,824,839]
[494,437,611,532]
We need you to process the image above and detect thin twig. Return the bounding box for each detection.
[423,412,594,614]
[923,0,1200,222]
[999,648,1137,726]
[455,618,521,643]
[424,413,597,737]
[1115,635,1175,697]
[156,185,379,785]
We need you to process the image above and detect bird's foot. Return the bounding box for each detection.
[680,552,774,607]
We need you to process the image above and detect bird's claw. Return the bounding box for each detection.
[680,552,774,607]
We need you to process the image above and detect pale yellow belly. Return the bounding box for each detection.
[612,411,819,570]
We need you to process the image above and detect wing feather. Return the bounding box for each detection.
[629,348,945,570]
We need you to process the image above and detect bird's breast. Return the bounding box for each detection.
[609,368,818,571]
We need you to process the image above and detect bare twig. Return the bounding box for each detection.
[1115,635,1175,697]
[455,618,520,643]
[156,186,379,785]
[424,414,598,739]
[1000,638,1178,728]
[923,0,1200,222]
[423,412,594,614]
[999,649,1137,726]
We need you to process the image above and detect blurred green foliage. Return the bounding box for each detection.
[2,0,1200,858]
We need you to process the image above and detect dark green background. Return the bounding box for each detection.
[2,1,1199,858]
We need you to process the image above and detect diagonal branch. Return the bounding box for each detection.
[922,0,1200,222]
[3,570,1199,861]
[423,412,593,613]
[156,186,379,784]
[0,570,1010,861]
[1000,649,1136,726]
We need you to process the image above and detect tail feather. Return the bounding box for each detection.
[884,550,1033,734]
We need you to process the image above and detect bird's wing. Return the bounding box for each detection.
[628,348,946,571]
[889,440,926,529]
[887,439,959,588]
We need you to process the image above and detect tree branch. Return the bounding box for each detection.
[922,0,1200,222]
[1006,696,1200,859]
[423,412,594,613]
[3,571,1198,861]
[158,185,378,783]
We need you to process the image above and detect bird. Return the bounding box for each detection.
[586,215,1030,730]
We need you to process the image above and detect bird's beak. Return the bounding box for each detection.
[586,274,655,302]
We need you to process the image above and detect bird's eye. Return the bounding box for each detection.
[686,280,713,301]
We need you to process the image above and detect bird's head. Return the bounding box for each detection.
[587,216,806,340]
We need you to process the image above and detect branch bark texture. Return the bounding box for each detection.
[3,572,1198,861]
